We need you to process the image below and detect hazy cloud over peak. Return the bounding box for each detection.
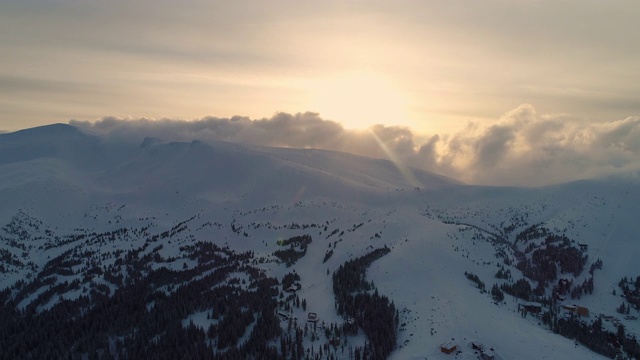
[71,105,640,187]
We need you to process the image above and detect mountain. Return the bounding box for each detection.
[1,123,639,359]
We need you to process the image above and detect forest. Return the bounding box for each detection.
[0,214,403,360]
[0,240,285,359]
[332,247,398,360]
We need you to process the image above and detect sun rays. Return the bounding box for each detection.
[369,127,421,189]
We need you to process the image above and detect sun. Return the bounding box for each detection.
[307,71,411,129]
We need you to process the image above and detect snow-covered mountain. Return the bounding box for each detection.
[1,123,639,359]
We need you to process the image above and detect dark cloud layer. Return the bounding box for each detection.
[70,105,640,186]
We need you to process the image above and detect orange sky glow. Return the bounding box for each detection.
[1,0,638,136]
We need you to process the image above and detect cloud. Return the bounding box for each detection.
[72,112,347,149]
[70,105,640,187]
[444,105,640,185]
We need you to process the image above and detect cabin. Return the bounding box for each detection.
[578,243,588,251]
[577,306,590,317]
[524,305,542,314]
[563,305,589,317]
[307,312,318,322]
[562,305,577,318]
[520,302,542,315]
[440,342,457,354]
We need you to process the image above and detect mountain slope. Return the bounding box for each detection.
[1,124,639,359]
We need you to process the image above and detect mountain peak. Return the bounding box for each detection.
[0,123,101,166]
[1,123,82,141]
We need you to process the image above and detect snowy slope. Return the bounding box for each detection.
[1,123,639,359]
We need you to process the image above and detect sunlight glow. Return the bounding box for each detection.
[307,71,411,129]
[369,128,422,188]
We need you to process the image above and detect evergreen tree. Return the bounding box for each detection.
[491,284,505,302]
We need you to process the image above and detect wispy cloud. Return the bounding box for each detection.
[70,104,640,187]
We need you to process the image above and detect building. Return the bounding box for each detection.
[440,342,457,354]
[577,306,590,317]
[307,312,318,322]
[563,305,589,317]
[520,302,543,315]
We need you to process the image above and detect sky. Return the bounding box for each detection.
[2,0,640,186]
